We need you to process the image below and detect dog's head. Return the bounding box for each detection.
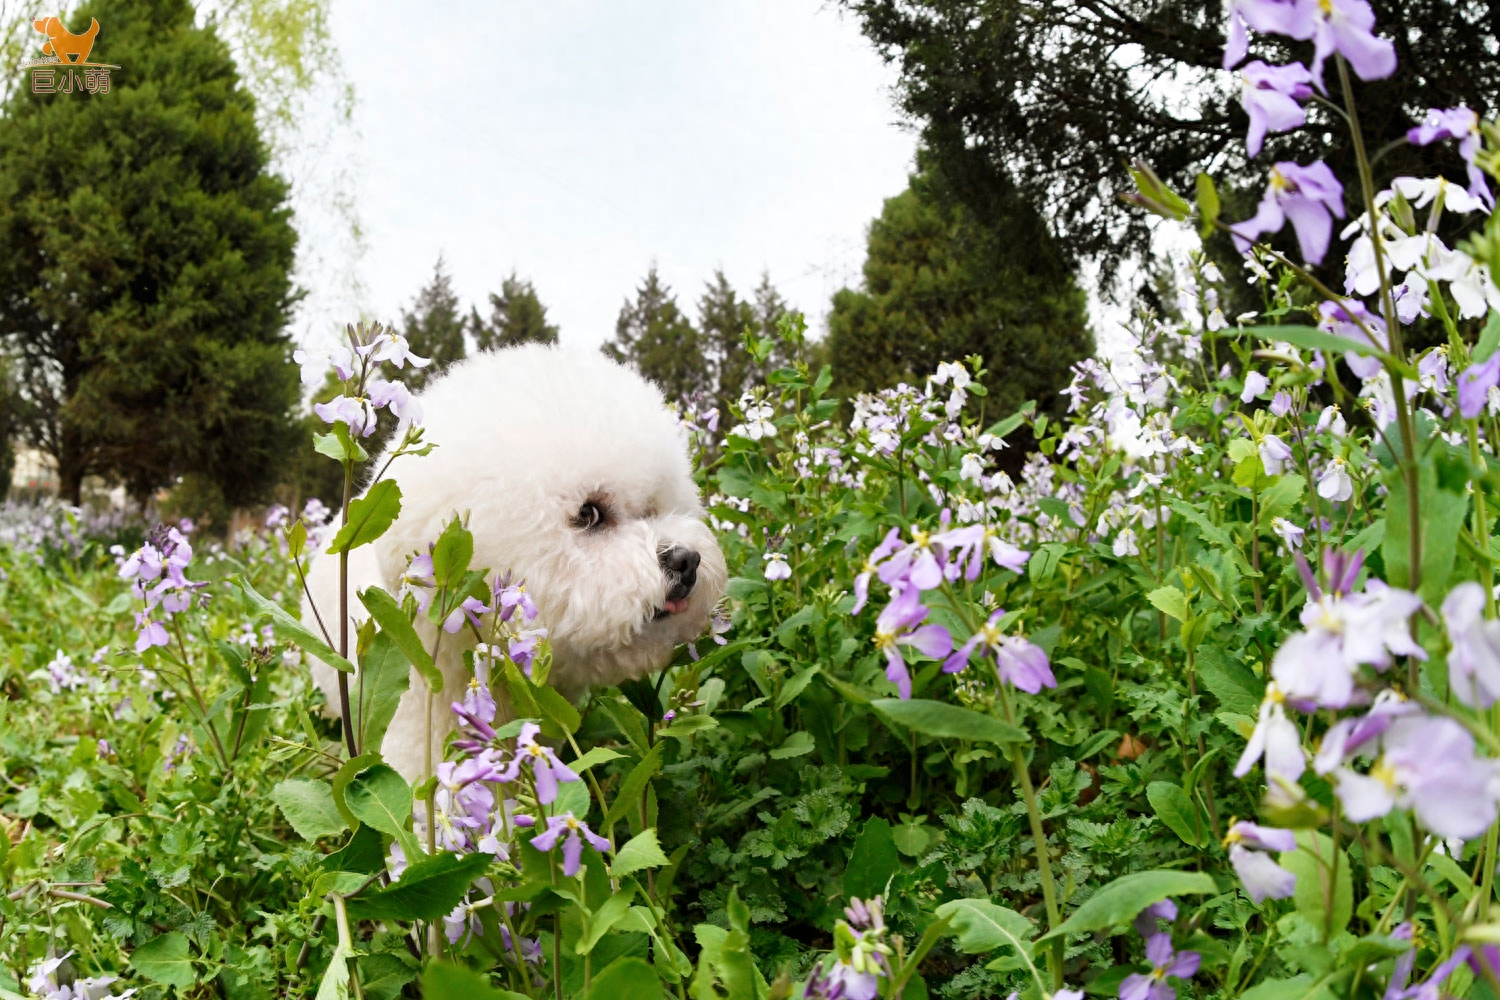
[380,344,728,698]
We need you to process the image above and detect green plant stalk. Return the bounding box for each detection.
[997,684,1061,988]
[1337,56,1422,609]
[337,458,358,759]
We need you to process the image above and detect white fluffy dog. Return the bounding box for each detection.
[303,344,727,780]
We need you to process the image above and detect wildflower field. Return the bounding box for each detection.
[10,4,1500,1000]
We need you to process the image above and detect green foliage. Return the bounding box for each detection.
[471,271,560,352]
[602,265,710,400]
[0,0,301,505]
[827,165,1092,423]
[400,255,469,391]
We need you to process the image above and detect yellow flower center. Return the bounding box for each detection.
[1371,757,1399,790]
[874,629,897,651]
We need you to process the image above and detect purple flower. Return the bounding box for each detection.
[1443,582,1500,708]
[852,528,906,614]
[529,811,610,876]
[1242,370,1270,402]
[876,529,945,591]
[1329,713,1499,838]
[1270,390,1292,416]
[930,523,1030,581]
[1317,300,1387,379]
[1458,353,1500,419]
[1270,550,1423,709]
[1224,822,1298,903]
[369,329,431,369]
[1239,61,1314,156]
[369,378,423,434]
[1302,0,1397,90]
[508,627,548,676]
[1271,517,1306,550]
[399,552,437,613]
[1408,107,1492,207]
[134,615,170,654]
[1223,0,1307,70]
[873,586,953,698]
[944,610,1056,694]
[497,722,580,804]
[496,577,539,622]
[1120,934,1201,1000]
[1233,161,1345,264]
[1259,434,1293,475]
[313,394,379,437]
[1133,899,1178,937]
[443,595,491,634]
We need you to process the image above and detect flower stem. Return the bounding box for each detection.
[337,461,358,759]
[997,684,1061,988]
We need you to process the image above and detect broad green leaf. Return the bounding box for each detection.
[774,664,820,708]
[422,962,528,1000]
[1280,831,1352,938]
[604,745,664,830]
[577,888,639,956]
[1146,586,1188,623]
[658,713,719,742]
[1038,869,1219,942]
[430,518,473,592]
[356,630,411,754]
[314,425,368,464]
[235,575,354,674]
[570,746,625,774]
[1147,781,1207,847]
[586,957,665,1000]
[1477,309,1500,363]
[533,681,581,737]
[983,404,1032,441]
[769,731,815,759]
[844,818,901,902]
[936,898,1035,962]
[358,586,440,691]
[315,940,354,1000]
[613,829,669,879]
[1240,976,1323,1000]
[1245,324,1394,364]
[1259,474,1307,525]
[1383,455,1468,604]
[327,480,402,554]
[871,699,1026,745]
[130,931,196,990]
[344,763,418,858]
[330,752,381,832]
[345,850,492,922]
[270,778,347,842]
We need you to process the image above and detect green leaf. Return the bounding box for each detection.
[1259,474,1307,525]
[327,480,402,554]
[844,818,901,902]
[1383,454,1468,604]
[870,699,1026,745]
[769,731,815,759]
[315,939,354,1000]
[604,745,664,830]
[346,850,492,922]
[1037,869,1219,942]
[130,932,197,990]
[533,681,582,737]
[343,763,417,857]
[1476,309,1500,363]
[586,957,665,1000]
[936,898,1035,961]
[1240,976,1322,1000]
[358,586,440,691]
[1245,324,1394,364]
[774,664,820,708]
[570,746,625,774]
[331,751,383,832]
[1280,831,1352,937]
[657,713,719,743]
[1147,782,1207,847]
[1146,586,1188,623]
[1195,172,1220,237]
[356,630,411,754]
[430,518,474,593]
[982,405,1032,441]
[422,962,528,1000]
[314,425,368,464]
[270,779,348,842]
[577,887,638,956]
[612,829,670,880]
[235,575,354,674]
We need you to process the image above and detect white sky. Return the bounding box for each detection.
[289,1,921,352]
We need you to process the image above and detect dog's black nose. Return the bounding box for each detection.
[661,546,700,601]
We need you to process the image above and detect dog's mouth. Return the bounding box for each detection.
[651,597,691,622]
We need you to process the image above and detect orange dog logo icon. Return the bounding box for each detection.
[32,15,100,64]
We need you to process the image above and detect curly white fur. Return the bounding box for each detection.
[302,345,727,779]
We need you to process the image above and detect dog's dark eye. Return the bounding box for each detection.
[573,501,605,531]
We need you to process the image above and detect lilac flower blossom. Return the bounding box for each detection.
[1458,352,1500,419]
[1270,550,1423,708]
[498,722,580,804]
[1316,405,1347,437]
[1302,0,1397,89]
[873,586,953,698]
[369,329,431,369]
[1120,934,1201,1000]
[1317,300,1387,379]
[852,527,904,614]
[1442,581,1500,708]
[529,812,610,876]
[1239,60,1314,156]
[1408,107,1492,207]
[1223,0,1308,70]
[930,522,1030,581]
[398,552,437,613]
[876,528,945,591]
[1317,457,1355,502]
[1270,391,1293,416]
[1235,683,1305,782]
[1271,517,1306,549]
[443,595,491,634]
[1133,899,1177,936]
[508,627,548,676]
[1259,434,1293,475]
[1224,822,1298,903]
[763,551,791,581]
[27,950,136,1000]
[368,378,423,434]
[45,650,85,693]
[495,577,539,622]
[1241,370,1270,402]
[944,609,1056,694]
[313,394,378,437]
[1231,162,1345,265]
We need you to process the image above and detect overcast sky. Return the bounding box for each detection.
[288,1,920,353]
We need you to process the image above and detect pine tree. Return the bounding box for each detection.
[828,165,1092,420]
[471,272,559,352]
[399,255,467,391]
[697,271,756,414]
[0,0,299,505]
[602,266,709,401]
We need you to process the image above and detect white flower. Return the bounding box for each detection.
[959,452,985,484]
[1206,308,1228,331]
[1316,405,1346,437]
[1259,434,1293,476]
[1241,371,1269,403]
[1112,527,1139,558]
[1270,517,1305,549]
[1234,685,1304,782]
[369,330,431,369]
[763,552,791,581]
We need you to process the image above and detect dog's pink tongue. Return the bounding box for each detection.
[665,598,689,614]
